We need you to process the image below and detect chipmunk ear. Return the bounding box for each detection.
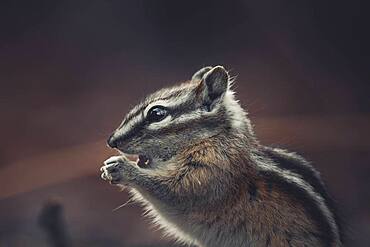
[199,65,229,111]
[192,66,213,81]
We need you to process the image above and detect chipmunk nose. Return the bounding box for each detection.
[107,133,118,148]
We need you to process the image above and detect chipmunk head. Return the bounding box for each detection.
[107,66,250,167]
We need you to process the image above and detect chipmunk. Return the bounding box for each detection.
[100,66,343,247]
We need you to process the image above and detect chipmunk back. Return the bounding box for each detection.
[100,66,343,247]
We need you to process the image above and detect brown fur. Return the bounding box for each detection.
[128,135,325,246]
[101,66,340,246]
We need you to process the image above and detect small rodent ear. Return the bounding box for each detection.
[199,65,229,111]
[191,66,213,81]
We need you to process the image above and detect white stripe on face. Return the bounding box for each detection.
[143,95,189,117]
[147,115,173,130]
[147,110,204,131]
[145,90,237,131]
[144,100,172,117]
[111,95,187,136]
[113,113,143,139]
[147,106,224,131]
[113,87,244,137]
[143,96,190,130]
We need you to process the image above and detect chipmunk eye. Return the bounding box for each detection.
[147,106,168,123]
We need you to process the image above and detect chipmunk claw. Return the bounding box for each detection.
[100,156,126,184]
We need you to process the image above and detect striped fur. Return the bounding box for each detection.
[103,66,343,247]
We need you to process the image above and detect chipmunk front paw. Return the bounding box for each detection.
[100,156,135,185]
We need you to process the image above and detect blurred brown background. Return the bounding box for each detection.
[0,0,369,246]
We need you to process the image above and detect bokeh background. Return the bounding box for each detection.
[0,0,369,246]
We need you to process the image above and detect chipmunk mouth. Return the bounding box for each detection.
[123,153,151,168]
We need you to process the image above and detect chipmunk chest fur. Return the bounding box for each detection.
[102,65,343,247]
